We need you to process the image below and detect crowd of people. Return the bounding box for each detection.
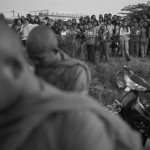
[0,13,144,150]
[10,13,150,63]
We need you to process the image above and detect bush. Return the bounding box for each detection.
[58,34,77,58]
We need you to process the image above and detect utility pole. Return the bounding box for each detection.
[13,10,14,17]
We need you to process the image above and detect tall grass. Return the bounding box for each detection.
[89,57,150,106]
[58,35,150,106]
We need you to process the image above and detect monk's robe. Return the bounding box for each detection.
[35,54,91,92]
[0,80,141,150]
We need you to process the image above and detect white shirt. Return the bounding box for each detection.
[120,27,131,39]
[22,24,38,40]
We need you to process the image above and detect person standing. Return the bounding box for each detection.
[120,21,131,57]
[85,22,96,63]
[21,18,38,46]
[98,25,110,62]
[107,19,114,39]
[130,22,141,57]
[140,20,150,57]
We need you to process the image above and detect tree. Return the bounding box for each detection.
[120,1,150,19]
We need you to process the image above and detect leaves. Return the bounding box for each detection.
[121,1,150,17]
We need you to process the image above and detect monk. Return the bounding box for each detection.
[0,22,141,150]
[26,26,91,94]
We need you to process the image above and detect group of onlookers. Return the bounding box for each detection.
[10,13,150,63]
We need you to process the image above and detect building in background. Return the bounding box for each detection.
[29,9,87,21]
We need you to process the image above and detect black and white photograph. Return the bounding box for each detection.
[1,0,150,150]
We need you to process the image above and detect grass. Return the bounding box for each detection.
[89,57,150,106]
[58,35,150,106]
[58,36,150,148]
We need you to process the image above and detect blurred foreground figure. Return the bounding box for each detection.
[0,22,141,150]
[26,26,91,94]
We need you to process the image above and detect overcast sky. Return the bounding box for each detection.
[0,0,149,16]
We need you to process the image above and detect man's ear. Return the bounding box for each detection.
[4,57,23,79]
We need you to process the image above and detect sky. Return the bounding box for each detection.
[0,0,149,17]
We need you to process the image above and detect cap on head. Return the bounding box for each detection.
[26,26,58,58]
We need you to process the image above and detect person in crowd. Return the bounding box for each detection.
[21,18,38,46]
[107,13,112,20]
[143,14,149,22]
[11,18,23,39]
[130,22,141,57]
[84,23,89,30]
[91,15,96,25]
[117,15,122,22]
[60,24,70,39]
[84,16,90,24]
[76,24,87,61]
[91,15,97,20]
[53,22,61,34]
[120,21,131,57]
[34,16,41,25]
[66,19,72,29]
[107,19,115,47]
[98,24,110,62]
[93,20,100,36]
[0,22,142,150]
[41,19,48,26]
[111,19,121,56]
[72,18,77,28]
[47,18,53,29]
[26,26,91,93]
[20,16,26,24]
[26,14,33,24]
[113,19,120,36]
[112,15,117,25]
[79,17,84,24]
[140,20,150,57]
[130,17,138,27]
[99,16,104,27]
[93,20,100,51]
[85,22,96,63]
[104,16,108,24]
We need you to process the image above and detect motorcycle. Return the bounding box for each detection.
[106,66,150,146]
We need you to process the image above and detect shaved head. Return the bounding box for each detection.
[0,22,23,60]
[26,26,58,58]
[0,22,29,110]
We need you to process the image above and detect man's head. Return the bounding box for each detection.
[0,22,31,110]
[26,26,62,66]
[41,19,47,26]
[107,19,112,25]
